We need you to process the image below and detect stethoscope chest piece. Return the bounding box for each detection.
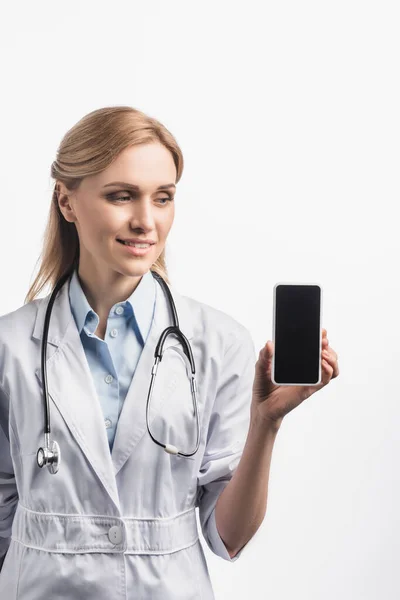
[37,439,61,474]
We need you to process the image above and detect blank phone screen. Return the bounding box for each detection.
[273,285,321,385]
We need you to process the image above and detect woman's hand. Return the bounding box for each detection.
[251,328,339,429]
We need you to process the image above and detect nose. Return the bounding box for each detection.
[128,198,156,229]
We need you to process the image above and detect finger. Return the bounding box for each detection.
[322,351,339,378]
[264,341,273,360]
[258,342,271,363]
[322,346,338,362]
[321,358,333,384]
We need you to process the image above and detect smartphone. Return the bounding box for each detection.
[272,283,323,386]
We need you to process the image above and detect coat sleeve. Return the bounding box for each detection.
[0,384,18,572]
[196,324,257,562]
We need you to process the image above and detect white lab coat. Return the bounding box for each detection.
[0,274,257,599]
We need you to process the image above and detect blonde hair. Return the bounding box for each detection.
[24,106,184,305]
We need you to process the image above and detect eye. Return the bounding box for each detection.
[105,193,174,204]
[158,196,174,205]
[108,195,131,202]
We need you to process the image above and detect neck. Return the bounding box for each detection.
[76,264,143,318]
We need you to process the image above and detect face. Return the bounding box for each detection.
[57,142,176,283]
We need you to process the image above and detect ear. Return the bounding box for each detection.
[56,182,77,224]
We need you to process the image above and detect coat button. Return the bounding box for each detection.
[108,525,123,545]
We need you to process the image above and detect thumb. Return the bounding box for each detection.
[253,341,276,398]
[258,341,274,365]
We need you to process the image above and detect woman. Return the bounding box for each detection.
[0,106,339,599]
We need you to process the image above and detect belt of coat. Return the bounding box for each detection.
[11,503,199,554]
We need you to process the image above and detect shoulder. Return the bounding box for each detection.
[0,298,41,395]
[180,291,253,354]
[0,299,41,371]
[0,298,40,339]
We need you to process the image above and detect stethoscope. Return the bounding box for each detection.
[37,267,201,474]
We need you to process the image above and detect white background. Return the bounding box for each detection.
[1,1,399,598]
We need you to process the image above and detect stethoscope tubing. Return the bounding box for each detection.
[37,268,200,474]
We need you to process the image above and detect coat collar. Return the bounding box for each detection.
[32,271,193,510]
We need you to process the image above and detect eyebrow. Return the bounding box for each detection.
[102,181,176,191]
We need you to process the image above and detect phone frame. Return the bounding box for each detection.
[271,282,323,387]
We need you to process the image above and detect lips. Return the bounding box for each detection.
[117,240,153,256]
[117,240,150,245]
[117,239,155,244]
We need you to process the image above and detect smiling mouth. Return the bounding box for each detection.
[116,240,154,256]
[117,240,152,247]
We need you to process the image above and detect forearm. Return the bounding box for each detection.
[214,413,281,558]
